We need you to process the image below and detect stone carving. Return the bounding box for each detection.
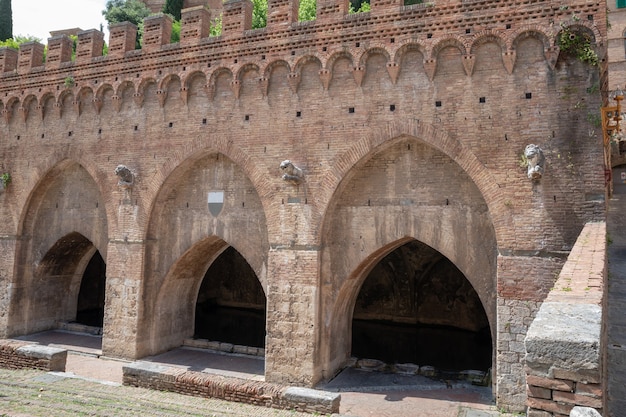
[279,160,304,184]
[524,144,545,180]
[115,164,135,187]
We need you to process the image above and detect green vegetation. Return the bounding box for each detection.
[102,0,152,48]
[162,0,184,20]
[0,172,11,188]
[0,0,12,41]
[0,34,41,49]
[557,22,598,66]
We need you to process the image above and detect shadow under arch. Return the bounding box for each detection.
[317,134,497,384]
[351,239,492,373]
[9,232,105,335]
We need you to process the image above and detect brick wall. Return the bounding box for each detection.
[0,340,67,372]
[525,222,606,417]
[123,361,340,414]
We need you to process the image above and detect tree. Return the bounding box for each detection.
[102,0,152,48]
[298,0,316,21]
[162,0,184,21]
[0,0,12,42]
[0,35,41,50]
[252,0,267,29]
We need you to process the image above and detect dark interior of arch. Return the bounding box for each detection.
[352,240,492,373]
[76,251,106,328]
[194,246,266,348]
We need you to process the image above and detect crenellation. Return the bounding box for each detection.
[143,14,174,52]
[222,0,253,36]
[180,6,212,44]
[17,42,45,74]
[46,35,74,69]
[0,47,17,74]
[76,30,105,63]
[108,22,138,58]
[267,0,299,28]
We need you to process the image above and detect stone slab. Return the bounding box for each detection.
[283,386,341,411]
[525,302,601,376]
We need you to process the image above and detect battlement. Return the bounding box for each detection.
[0,0,605,81]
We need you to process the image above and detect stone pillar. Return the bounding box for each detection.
[101,196,145,359]
[495,254,566,412]
[17,42,45,74]
[180,6,212,44]
[143,14,173,52]
[265,248,320,386]
[0,237,18,338]
[76,29,105,63]
[316,0,349,21]
[222,0,253,36]
[108,22,138,57]
[267,0,299,28]
[46,35,73,69]
[0,47,18,73]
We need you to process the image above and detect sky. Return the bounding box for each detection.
[12,0,109,43]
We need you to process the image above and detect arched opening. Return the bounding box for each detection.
[75,251,106,328]
[351,240,492,376]
[194,246,266,348]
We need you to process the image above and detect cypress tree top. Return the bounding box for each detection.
[0,0,13,42]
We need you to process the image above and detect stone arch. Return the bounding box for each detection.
[235,62,260,82]
[430,36,467,60]
[139,149,269,356]
[317,120,511,245]
[4,96,20,122]
[137,77,158,97]
[182,70,207,89]
[293,55,322,75]
[510,27,551,52]
[357,46,391,68]
[158,73,181,92]
[263,59,291,79]
[115,80,136,97]
[208,66,234,88]
[7,160,109,337]
[469,30,507,55]
[325,49,355,72]
[317,134,498,380]
[392,40,427,65]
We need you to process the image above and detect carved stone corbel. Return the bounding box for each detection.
[115,164,135,188]
[319,69,331,91]
[288,72,301,94]
[386,62,400,85]
[424,59,436,81]
[353,66,365,87]
[524,144,545,180]
[19,107,27,123]
[502,50,516,75]
[258,77,269,98]
[156,90,167,107]
[280,160,304,185]
[231,80,241,100]
[462,54,475,76]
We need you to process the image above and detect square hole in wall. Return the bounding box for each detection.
[525,92,532,99]
[427,33,432,39]
[435,101,442,107]
[202,118,207,125]
[134,125,138,131]
[296,111,302,117]
[390,104,396,111]
[348,107,355,113]
[168,122,173,128]
[466,28,471,34]
[479,97,486,103]
[356,42,360,48]
[245,115,250,121]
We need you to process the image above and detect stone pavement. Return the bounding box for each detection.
[606,168,626,417]
[9,330,517,417]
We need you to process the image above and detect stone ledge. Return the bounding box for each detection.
[123,361,341,414]
[0,340,67,372]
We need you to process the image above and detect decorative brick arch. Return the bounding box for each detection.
[16,155,113,243]
[317,119,512,246]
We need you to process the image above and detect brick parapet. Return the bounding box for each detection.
[524,222,606,416]
[122,361,340,414]
[0,1,606,83]
[0,339,67,372]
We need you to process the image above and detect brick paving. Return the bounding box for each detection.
[606,170,626,417]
